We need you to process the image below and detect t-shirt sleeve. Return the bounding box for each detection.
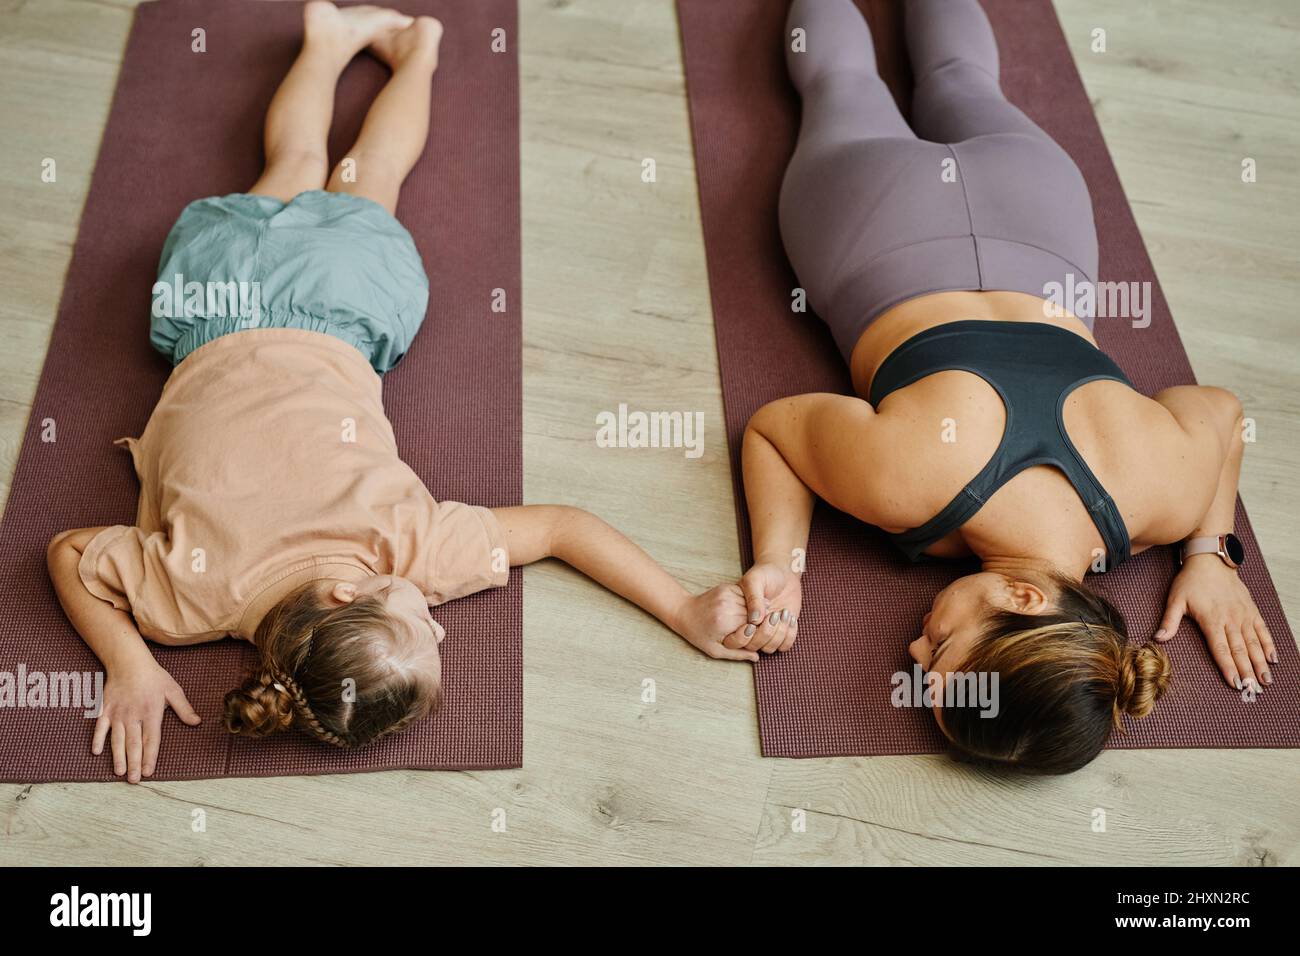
[420,502,510,605]
[77,525,226,643]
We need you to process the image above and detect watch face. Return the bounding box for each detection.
[1224,534,1245,566]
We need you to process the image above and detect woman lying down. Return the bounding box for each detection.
[719,0,1277,773]
[45,3,753,783]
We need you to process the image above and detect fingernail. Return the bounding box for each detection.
[749,611,763,624]
[1154,629,1167,641]
[1234,677,1243,690]
[744,624,756,637]
[781,608,791,623]
[1262,671,1272,685]
[1269,652,1279,664]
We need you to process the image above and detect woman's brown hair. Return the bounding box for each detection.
[224,581,442,748]
[938,573,1171,774]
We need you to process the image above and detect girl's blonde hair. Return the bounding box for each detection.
[939,573,1171,774]
[224,581,442,748]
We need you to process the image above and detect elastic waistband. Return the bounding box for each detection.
[169,326,380,380]
[826,235,1097,362]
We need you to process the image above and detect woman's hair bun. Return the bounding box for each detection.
[1116,643,1172,719]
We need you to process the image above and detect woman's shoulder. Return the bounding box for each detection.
[1085,384,1229,547]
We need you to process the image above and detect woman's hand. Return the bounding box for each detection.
[672,583,759,662]
[93,659,202,783]
[723,561,803,654]
[1157,554,1277,691]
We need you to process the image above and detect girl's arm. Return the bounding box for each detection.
[47,527,201,782]
[48,528,155,673]
[490,505,758,662]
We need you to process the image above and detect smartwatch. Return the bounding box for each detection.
[1180,533,1245,569]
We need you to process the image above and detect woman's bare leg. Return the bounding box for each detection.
[250,2,414,201]
[326,17,443,214]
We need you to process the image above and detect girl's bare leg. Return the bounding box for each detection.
[326,17,443,214]
[250,2,414,201]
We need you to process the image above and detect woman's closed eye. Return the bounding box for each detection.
[929,637,950,672]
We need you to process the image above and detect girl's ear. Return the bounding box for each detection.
[328,581,358,605]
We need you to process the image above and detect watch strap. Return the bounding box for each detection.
[1181,535,1236,568]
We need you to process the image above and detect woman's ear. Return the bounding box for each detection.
[328,581,358,605]
[1003,578,1050,615]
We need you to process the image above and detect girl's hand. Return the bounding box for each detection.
[724,561,803,654]
[93,659,202,783]
[1157,554,1277,691]
[673,583,759,662]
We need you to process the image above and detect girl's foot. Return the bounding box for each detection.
[367,16,444,71]
[304,2,415,62]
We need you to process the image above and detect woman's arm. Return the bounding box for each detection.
[729,393,886,652]
[47,527,201,782]
[490,505,757,661]
[1182,387,1246,542]
[743,401,819,569]
[1154,386,1277,690]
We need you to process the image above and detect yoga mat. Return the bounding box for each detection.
[678,0,1300,757]
[0,0,522,781]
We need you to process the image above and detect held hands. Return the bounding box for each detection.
[93,658,202,783]
[722,561,803,654]
[674,583,760,662]
[1157,553,1277,692]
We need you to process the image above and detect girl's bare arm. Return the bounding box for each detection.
[47,527,156,674]
[47,526,201,782]
[490,505,757,662]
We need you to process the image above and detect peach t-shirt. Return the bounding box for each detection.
[78,329,508,645]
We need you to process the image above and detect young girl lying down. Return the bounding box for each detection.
[45,3,754,783]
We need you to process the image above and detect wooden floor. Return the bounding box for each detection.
[1,0,1297,865]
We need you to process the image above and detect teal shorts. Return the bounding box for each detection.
[150,190,429,373]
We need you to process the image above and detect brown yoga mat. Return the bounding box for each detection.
[0,0,521,781]
[678,0,1300,757]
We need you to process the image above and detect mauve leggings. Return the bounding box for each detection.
[779,0,1099,361]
